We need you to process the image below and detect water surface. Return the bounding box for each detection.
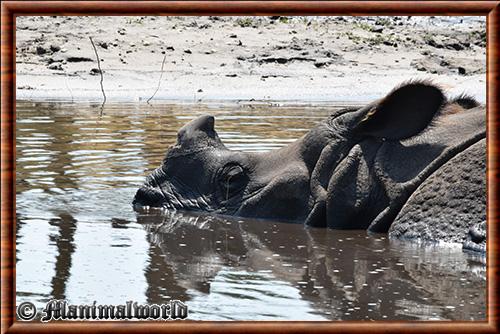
[16,101,486,320]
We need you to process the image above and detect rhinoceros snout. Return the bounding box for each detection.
[133,186,166,208]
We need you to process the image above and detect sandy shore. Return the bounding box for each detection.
[16,16,486,103]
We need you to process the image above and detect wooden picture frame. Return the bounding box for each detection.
[1,1,498,333]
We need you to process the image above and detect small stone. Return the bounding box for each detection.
[50,45,61,52]
[446,42,464,51]
[90,68,101,75]
[458,67,466,75]
[48,62,63,70]
[36,46,47,55]
[229,34,237,38]
[197,89,203,93]
[426,37,444,49]
[314,61,330,68]
[184,49,192,54]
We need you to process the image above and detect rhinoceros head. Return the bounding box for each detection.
[133,110,314,220]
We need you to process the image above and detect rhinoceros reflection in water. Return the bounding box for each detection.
[136,211,485,320]
[134,81,486,252]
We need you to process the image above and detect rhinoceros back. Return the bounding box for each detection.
[389,138,486,245]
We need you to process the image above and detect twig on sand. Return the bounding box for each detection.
[147,53,167,105]
[89,37,106,114]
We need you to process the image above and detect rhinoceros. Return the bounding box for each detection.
[133,81,486,252]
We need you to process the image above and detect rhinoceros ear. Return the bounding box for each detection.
[354,81,445,140]
[188,115,215,134]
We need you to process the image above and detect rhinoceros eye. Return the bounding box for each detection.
[218,163,248,201]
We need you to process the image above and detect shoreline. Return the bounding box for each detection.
[16,72,486,104]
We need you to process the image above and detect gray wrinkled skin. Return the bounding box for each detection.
[133,82,486,253]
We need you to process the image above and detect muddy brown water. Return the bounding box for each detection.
[15,101,485,321]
